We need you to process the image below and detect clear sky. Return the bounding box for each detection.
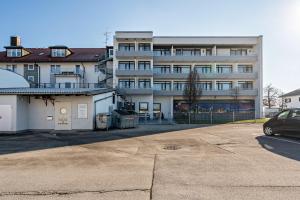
[0,0,299,92]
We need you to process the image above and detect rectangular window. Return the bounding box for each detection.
[173,65,191,74]
[198,82,212,90]
[153,48,171,56]
[6,64,17,72]
[118,79,135,88]
[138,61,151,70]
[154,81,171,91]
[139,102,149,113]
[153,65,171,74]
[230,48,248,56]
[65,82,72,88]
[28,64,34,70]
[195,65,212,74]
[238,65,253,73]
[118,61,135,70]
[217,65,232,73]
[138,43,151,51]
[173,82,187,91]
[51,49,66,57]
[153,103,161,112]
[118,43,135,51]
[109,49,114,57]
[238,81,253,90]
[217,81,232,90]
[7,49,21,57]
[50,65,61,74]
[138,79,151,88]
[27,76,35,82]
[285,98,291,103]
[75,65,81,74]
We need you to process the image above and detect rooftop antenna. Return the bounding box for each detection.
[104,31,111,46]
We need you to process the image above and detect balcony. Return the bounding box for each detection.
[153,89,258,96]
[116,69,153,77]
[116,50,153,58]
[117,87,153,95]
[53,69,84,77]
[153,72,258,80]
[153,55,257,63]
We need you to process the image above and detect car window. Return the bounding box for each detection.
[277,110,290,120]
[290,110,300,120]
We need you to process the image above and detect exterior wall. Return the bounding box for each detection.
[28,96,94,130]
[16,96,28,131]
[284,95,300,108]
[0,62,105,85]
[153,96,173,119]
[0,95,17,132]
[114,31,263,119]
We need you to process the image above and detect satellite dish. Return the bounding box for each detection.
[0,69,30,88]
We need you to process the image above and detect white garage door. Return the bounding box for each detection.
[0,105,12,131]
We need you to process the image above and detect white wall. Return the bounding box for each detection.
[0,95,17,132]
[285,95,300,108]
[153,96,173,119]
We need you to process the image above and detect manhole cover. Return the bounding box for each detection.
[163,144,181,150]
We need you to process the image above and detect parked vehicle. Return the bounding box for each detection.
[263,109,300,136]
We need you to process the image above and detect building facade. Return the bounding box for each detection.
[0,37,116,133]
[281,89,300,109]
[113,31,263,119]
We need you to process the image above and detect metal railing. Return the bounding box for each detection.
[174,111,255,124]
[30,82,106,89]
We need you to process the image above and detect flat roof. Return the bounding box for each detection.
[0,88,114,96]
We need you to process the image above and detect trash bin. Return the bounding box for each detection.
[96,113,112,130]
[112,110,138,129]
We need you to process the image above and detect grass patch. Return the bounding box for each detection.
[231,118,270,124]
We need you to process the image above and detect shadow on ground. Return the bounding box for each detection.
[0,124,209,155]
[256,135,300,161]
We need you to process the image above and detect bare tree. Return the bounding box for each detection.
[231,86,240,111]
[277,91,286,110]
[184,70,202,112]
[263,84,280,109]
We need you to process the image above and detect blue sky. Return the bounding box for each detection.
[1,0,299,92]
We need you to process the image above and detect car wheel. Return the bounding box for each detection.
[264,126,274,136]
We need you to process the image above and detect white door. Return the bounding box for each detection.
[0,105,12,131]
[55,102,72,130]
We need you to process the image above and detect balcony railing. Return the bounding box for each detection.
[30,82,105,89]
[153,89,258,96]
[117,86,153,95]
[153,72,258,80]
[52,69,84,77]
[116,69,153,76]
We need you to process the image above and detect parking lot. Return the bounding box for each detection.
[0,124,300,200]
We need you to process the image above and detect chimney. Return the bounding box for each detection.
[10,36,21,46]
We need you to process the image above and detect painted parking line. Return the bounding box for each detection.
[261,135,300,145]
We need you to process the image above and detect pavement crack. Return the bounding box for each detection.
[150,154,157,200]
[0,188,150,196]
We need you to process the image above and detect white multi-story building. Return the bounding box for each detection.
[113,31,263,119]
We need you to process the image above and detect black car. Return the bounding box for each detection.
[263,109,300,136]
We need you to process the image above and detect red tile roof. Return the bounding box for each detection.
[0,48,106,62]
